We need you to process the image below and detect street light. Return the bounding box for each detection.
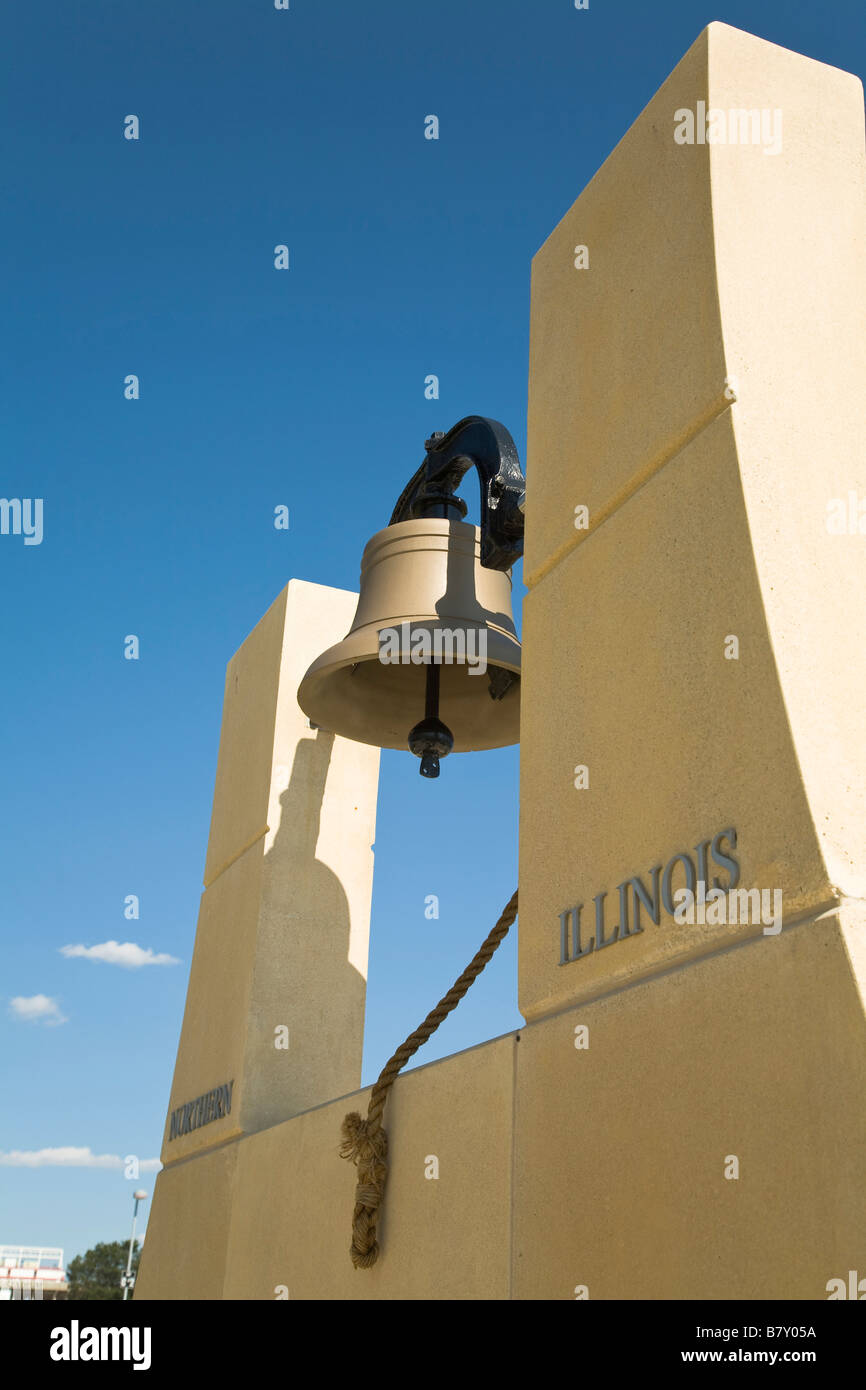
[121,1189,148,1301]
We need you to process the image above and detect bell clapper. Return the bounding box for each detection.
[408,660,454,779]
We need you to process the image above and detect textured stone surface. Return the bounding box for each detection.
[156,580,380,1167]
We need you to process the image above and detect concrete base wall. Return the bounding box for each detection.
[136,902,866,1300]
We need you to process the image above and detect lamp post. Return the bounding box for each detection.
[121,1189,148,1300]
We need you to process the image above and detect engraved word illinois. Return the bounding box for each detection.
[558,827,741,965]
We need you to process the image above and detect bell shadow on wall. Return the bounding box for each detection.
[251,725,368,1125]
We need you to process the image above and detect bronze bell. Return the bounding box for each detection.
[297,416,526,778]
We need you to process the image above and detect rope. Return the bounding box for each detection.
[339,888,519,1269]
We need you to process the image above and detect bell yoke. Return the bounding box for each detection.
[297,416,527,778]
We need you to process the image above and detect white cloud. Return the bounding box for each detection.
[0,1147,161,1171]
[59,940,180,969]
[8,994,67,1025]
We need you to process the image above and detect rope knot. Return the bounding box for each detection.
[338,888,518,1268]
[339,1112,387,1162]
[339,1112,388,1268]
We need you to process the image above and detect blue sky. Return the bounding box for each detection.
[2,0,864,1270]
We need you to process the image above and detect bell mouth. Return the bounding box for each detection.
[298,640,520,752]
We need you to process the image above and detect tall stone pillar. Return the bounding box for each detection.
[135,579,380,1299]
[515,22,866,1297]
[520,19,866,1017]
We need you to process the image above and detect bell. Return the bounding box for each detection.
[297,416,526,777]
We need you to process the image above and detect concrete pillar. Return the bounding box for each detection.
[135,580,379,1298]
[513,22,866,1298]
[519,21,866,1020]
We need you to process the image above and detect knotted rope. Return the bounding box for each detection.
[339,888,518,1269]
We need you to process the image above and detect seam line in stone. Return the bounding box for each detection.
[525,893,841,1021]
[525,386,736,590]
[203,824,270,889]
[159,1126,244,1170]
